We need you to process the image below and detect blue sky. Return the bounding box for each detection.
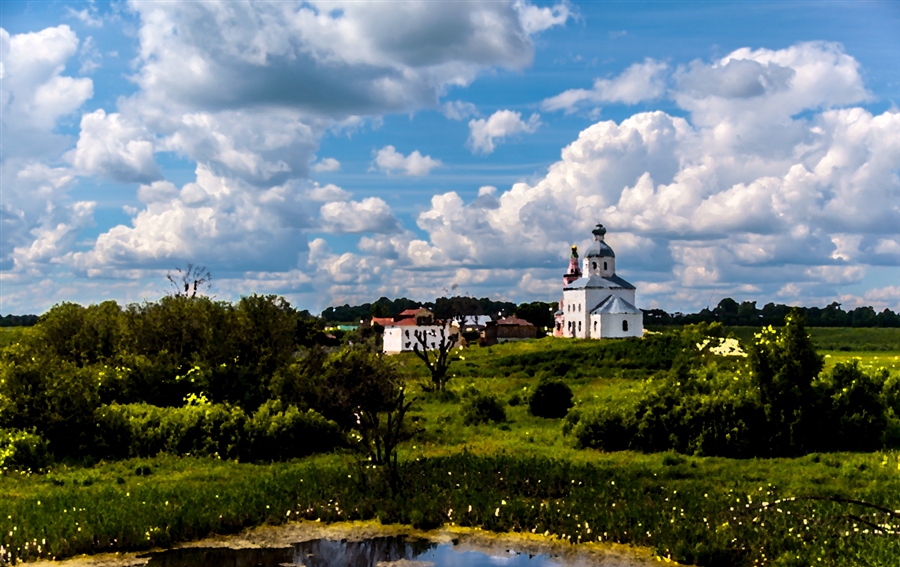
[1,0,898,315]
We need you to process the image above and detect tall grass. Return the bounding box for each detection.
[2,450,898,566]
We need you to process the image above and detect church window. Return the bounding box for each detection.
[603,261,608,271]
[592,262,597,270]
[593,321,597,332]
[623,320,629,332]
[578,321,582,332]
[578,303,581,312]
[405,330,409,338]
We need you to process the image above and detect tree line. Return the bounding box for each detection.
[9,295,897,329]
[643,298,900,327]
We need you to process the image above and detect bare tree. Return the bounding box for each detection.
[167,264,211,298]
[412,324,458,391]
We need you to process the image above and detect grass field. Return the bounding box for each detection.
[720,326,900,352]
[2,331,899,566]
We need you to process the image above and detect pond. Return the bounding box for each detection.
[141,535,603,567]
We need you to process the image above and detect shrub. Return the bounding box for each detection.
[529,378,573,418]
[821,361,888,452]
[0,428,51,470]
[94,399,343,461]
[461,393,507,425]
[93,401,248,460]
[244,400,344,461]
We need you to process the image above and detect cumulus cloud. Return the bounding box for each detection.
[312,158,341,173]
[0,26,94,273]
[373,145,442,176]
[542,59,669,112]
[1,25,93,154]
[129,1,540,117]
[319,197,402,233]
[395,43,899,311]
[69,109,161,183]
[513,0,573,35]
[468,110,541,154]
[73,166,316,272]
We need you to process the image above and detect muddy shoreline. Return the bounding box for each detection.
[28,520,674,566]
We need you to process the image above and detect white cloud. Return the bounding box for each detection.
[73,165,316,272]
[513,0,573,35]
[312,158,341,173]
[442,100,479,121]
[373,145,442,176]
[543,59,669,112]
[468,110,541,154]
[129,1,542,117]
[0,25,93,145]
[69,109,161,183]
[391,43,899,312]
[319,198,401,234]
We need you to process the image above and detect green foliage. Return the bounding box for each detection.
[822,361,889,452]
[749,310,824,455]
[243,400,345,462]
[461,393,507,425]
[0,428,51,471]
[575,366,768,457]
[529,378,573,419]
[514,301,557,329]
[93,399,342,462]
[0,344,100,457]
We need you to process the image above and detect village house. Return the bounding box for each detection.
[381,307,457,354]
[554,224,644,339]
[480,316,537,346]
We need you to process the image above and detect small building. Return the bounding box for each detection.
[383,319,455,354]
[480,316,537,346]
[396,308,435,325]
[554,223,643,339]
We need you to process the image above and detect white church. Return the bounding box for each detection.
[553,223,644,339]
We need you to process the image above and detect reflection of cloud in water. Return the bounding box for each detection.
[295,537,435,567]
[144,537,624,566]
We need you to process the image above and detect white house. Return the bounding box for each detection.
[554,223,643,339]
[383,320,455,354]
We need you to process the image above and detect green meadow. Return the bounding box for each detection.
[1,313,899,566]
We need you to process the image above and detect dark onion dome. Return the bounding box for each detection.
[584,223,615,258]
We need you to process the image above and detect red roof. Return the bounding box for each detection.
[371,317,395,326]
[497,316,534,326]
[398,308,424,317]
[385,318,421,326]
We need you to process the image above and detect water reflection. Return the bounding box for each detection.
[142,536,571,567]
[295,537,435,567]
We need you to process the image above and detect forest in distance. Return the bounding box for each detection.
[5,294,900,329]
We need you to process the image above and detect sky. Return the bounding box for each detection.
[1,0,898,316]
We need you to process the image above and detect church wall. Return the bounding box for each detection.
[592,313,643,338]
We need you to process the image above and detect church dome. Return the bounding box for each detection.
[584,223,615,258]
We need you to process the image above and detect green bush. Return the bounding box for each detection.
[461,393,507,425]
[94,399,343,462]
[822,361,889,452]
[244,399,345,461]
[528,378,573,418]
[0,428,51,470]
[93,401,248,460]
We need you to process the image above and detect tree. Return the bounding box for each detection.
[749,309,824,455]
[317,346,417,488]
[412,325,458,391]
[167,263,211,298]
[515,301,557,329]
